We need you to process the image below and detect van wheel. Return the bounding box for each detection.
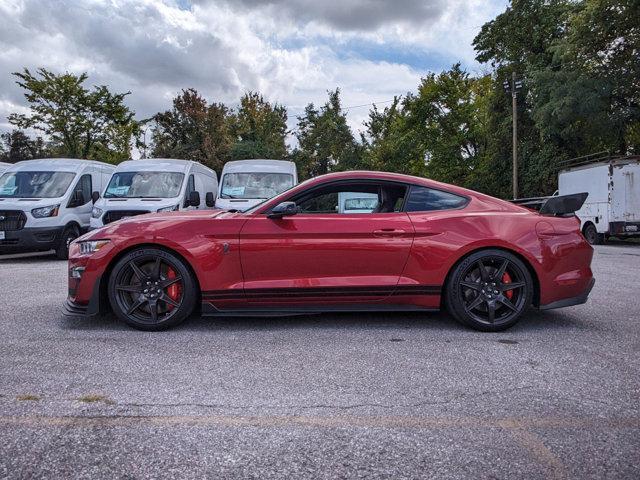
[583,223,603,245]
[445,249,533,332]
[108,248,197,331]
[56,226,79,260]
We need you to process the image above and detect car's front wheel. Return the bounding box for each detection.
[108,248,197,331]
[445,249,533,332]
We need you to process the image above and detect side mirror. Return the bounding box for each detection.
[91,191,100,204]
[268,201,299,219]
[188,191,201,207]
[205,192,215,207]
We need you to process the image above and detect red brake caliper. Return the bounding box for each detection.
[166,267,181,310]
[502,271,513,300]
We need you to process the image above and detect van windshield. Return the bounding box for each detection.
[104,172,184,198]
[220,172,294,200]
[0,171,76,198]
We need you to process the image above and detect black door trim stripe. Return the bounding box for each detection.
[202,285,441,300]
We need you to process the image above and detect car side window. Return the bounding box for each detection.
[292,182,407,214]
[71,174,92,206]
[404,186,468,212]
[183,174,196,207]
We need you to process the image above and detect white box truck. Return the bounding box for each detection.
[558,155,640,244]
[90,159,218,230]
[216,159,297,211]
[0,158,115,258]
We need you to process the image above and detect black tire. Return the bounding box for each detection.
[445,249,533,332]
[108,248,197,331]
[56,225,80,260]
[583,223,603,245]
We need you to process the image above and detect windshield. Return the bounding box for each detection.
[104,172,185,198]
[0,171,76,198]
[220,172,294,200]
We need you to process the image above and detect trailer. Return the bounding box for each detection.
[557,154,640,244]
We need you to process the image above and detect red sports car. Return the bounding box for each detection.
[65,171,594,332]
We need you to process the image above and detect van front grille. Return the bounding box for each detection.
[102,210,150,225]
[0,211,27,231]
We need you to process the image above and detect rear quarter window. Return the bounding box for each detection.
[404,186,468,212]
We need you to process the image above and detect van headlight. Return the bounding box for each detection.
[157,204,179,212]
[31,204,60,218]
[91,206,103,218]
[78,240,110,255]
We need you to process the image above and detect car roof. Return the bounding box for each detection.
[4,158,114,172]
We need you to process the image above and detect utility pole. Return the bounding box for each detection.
[503,73,522,199]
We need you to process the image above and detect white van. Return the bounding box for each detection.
[558,155,640,244]
[0,162,12,175]
[0,158,115,258]
[215,159,297,211]
[90,159,218,230]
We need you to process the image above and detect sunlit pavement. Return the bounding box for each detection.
[0,243,638,479]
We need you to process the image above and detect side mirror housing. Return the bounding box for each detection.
[205,192,215,207]
[68,189,85,208]
[91,191,100,204]
[188,191,201,207]
[268,201,299,219]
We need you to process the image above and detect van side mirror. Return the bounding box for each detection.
[91,191,100,204]
[205,192,215,207]
[268,201,299,219]
[68,189,85,208]
[188,191,201,207]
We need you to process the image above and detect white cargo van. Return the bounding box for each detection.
[337,191,379,213]
[558,155,640,244]
[0,158,115,258]
[90,159,218,230]
[216,159,297,211]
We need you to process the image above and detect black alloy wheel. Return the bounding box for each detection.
[446,249,533,332]
[108,248,197,331]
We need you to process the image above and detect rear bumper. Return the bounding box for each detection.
[0,226,64,253]
[539,277,595,310]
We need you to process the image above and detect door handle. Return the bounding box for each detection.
[373,228,406,237]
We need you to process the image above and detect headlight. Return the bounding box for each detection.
[157,204,179,212]
[31,204,60,218]
[78,240,110,255]
[91,206,103,218]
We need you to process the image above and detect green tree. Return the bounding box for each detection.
[151,88,233,173]
[293,89,360,179]
[0,129,49,163]
[8,68,140,162]
[230,92,288,160]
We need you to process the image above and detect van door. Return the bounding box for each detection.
[68,173,94,228]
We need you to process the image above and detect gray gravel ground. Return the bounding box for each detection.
[0,243,639,479]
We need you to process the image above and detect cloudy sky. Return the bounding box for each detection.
[0,0,506,141]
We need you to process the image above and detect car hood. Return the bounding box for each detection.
[80,209,244,241]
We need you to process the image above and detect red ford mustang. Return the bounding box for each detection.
[64,171,594,332]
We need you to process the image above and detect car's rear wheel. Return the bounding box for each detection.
[108,248,197,331]
[445,249,533,332]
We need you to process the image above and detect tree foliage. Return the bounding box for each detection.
[151,88,233,172]
[8,68,140,162]
[293,89,361,179]
[0,130,49,163]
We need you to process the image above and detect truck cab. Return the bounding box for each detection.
[90,159,218,230]
[215,159,297,211]
[0,158,115,258]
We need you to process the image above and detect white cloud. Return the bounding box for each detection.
[0,0,506,148]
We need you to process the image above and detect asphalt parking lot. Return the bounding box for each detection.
[0,243,639,479]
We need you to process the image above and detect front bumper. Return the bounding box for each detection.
[0,226,64,253]
[540,277,595,310]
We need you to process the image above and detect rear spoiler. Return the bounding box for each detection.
[511,192,588,216]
